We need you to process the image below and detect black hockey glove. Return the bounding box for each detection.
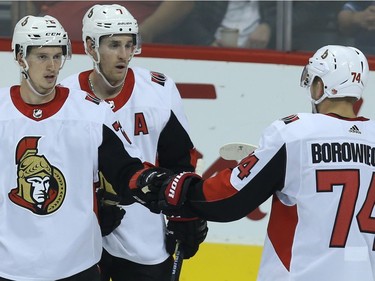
[129,168,202,215]
[96,188,126,237]
[129,167,173,213]
[166,218,208,259]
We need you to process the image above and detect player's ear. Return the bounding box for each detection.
[86,38,96,55]
[310,77,324,101]
[16,52,26,68]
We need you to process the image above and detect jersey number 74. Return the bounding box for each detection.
[316,169,375,250]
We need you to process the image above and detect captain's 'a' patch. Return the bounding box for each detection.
[281,114,299,124]
[151,71,166,86]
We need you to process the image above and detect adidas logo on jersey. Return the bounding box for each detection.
[349,125,361,134]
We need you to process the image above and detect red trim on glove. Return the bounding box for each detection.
[164,172,201,207]
[128,162,155,190]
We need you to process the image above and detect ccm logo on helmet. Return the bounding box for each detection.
[45,32,62,36]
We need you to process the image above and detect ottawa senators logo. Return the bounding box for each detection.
[87,8,94,18]
[21,17,29,26]
[8,137,66,215]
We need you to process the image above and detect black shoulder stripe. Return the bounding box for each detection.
[281,114,299,124]
[150,71,167,87]
[85,94,101,105]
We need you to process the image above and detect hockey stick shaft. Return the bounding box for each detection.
[171,241,184,281]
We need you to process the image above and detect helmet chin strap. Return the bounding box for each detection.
[21,60,55,98]
[24,75,55,97]
[311,102,318,114]
[93,62,126,89]
[90,47,125,89]
[91,46,134,89]
[310,90,330,114]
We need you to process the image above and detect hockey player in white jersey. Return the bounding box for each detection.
[60,4,207,281]
[130,45,375,281]
[0,14,168,281]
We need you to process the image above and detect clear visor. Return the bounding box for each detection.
[134,34,142,55]
[24,43,71,70]
[300,65,310,88]
[65,40,72,60]
[22,39,72,60]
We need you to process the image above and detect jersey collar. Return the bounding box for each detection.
[79,68,135,112]
[10,85,69,121]
[326,112,369,121]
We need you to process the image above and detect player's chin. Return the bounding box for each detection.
[44,76,57,85]
[112,72,127,82]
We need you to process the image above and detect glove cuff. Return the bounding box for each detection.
[164,172,202,207]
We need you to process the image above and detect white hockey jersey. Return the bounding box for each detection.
[187,113,375,281]
[60,67,196,265]
[0,86,144,281]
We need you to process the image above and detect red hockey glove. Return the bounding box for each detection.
[166,217,208,259]
[158,172,202,211]
[129,169,202,215]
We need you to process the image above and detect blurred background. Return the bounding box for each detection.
[1,1,373,55]
[1,1,374,280]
